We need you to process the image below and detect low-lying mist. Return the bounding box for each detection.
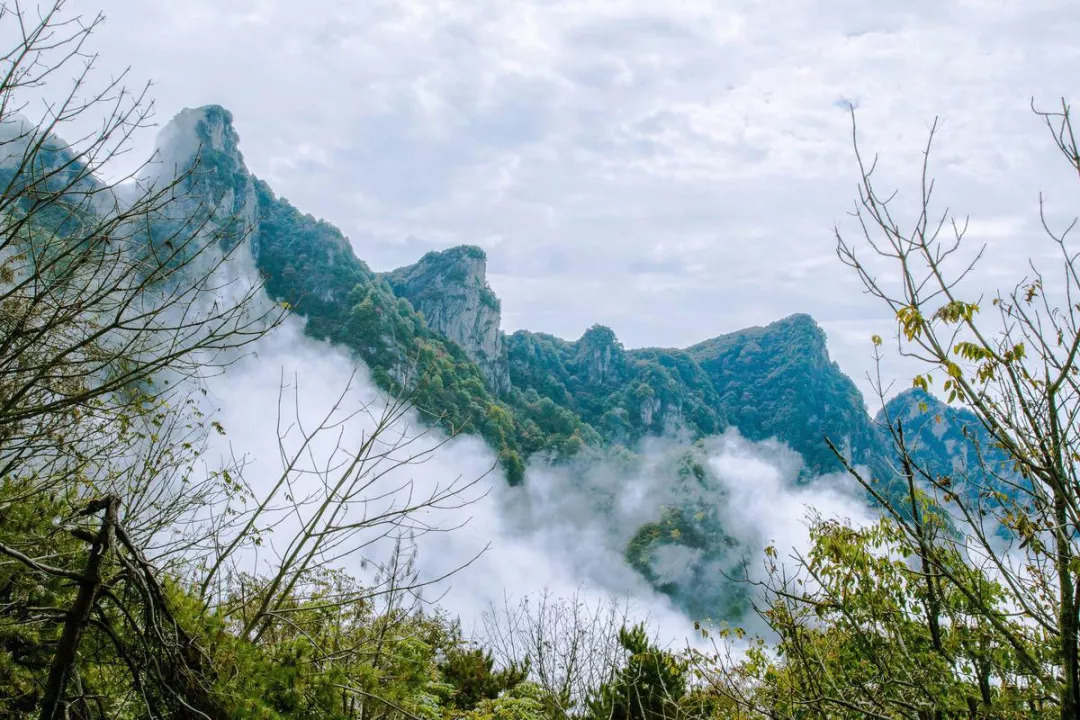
[118,103,882,646]
[195,253,877,648]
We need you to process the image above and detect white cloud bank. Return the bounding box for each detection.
[198,279,877,647]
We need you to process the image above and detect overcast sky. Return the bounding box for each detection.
[84,0,1080,402]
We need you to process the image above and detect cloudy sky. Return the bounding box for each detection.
[85,0,1080,400]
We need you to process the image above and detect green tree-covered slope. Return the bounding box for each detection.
[686,313,884,476]
[173,106,889,485]
[162,104,995,618]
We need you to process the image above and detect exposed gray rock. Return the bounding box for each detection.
[153,105,258,251]
[575,325,626,386]
[383,246,511,395]
[639,394,660,426]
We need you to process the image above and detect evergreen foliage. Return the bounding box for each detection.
[585,625,687,720]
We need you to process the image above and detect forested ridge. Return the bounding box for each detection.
[191,101,920,619]
[5,3,1080,719]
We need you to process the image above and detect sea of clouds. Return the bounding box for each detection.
[195,276,877,647]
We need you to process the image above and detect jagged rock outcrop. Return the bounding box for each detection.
[383,246,511,395]
[154,105,258,250]
[575,325,627,386]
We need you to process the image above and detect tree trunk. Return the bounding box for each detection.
[39,497,117,720]
[1055,490,1079,720]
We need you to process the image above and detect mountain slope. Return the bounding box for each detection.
[507,326,728,445]
[154,105,986,619]
[687,313,884,477]
[877,388,1018,508]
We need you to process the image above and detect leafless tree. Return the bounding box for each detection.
[0,0,282,522]
[481,590,635,719]
[0,1,286,714]
[197,368,490,644]
[0,3,488,717]
[697,103,1080,720]
[832,100,1080,718]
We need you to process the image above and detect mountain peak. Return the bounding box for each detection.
[775,312,819,329]
[153,105,255,245]
[156,105,244,172]
[575,324,626,386]
[881,387,939,414]
[433,244,487,262]
[686,312,829,367]
[191,105,239,153]
[772,312,827,347]
[579,324,619,347]
[383,245,509,394]
[405,245,489,289]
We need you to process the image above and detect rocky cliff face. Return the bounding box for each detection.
[153,105,258,251]
[383,246,511,395]
[575,325,627,386]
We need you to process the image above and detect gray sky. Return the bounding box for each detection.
[86,0,1080,401]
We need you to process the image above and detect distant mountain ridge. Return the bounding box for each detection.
[162,105,887,479]
[153,104,996,618]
